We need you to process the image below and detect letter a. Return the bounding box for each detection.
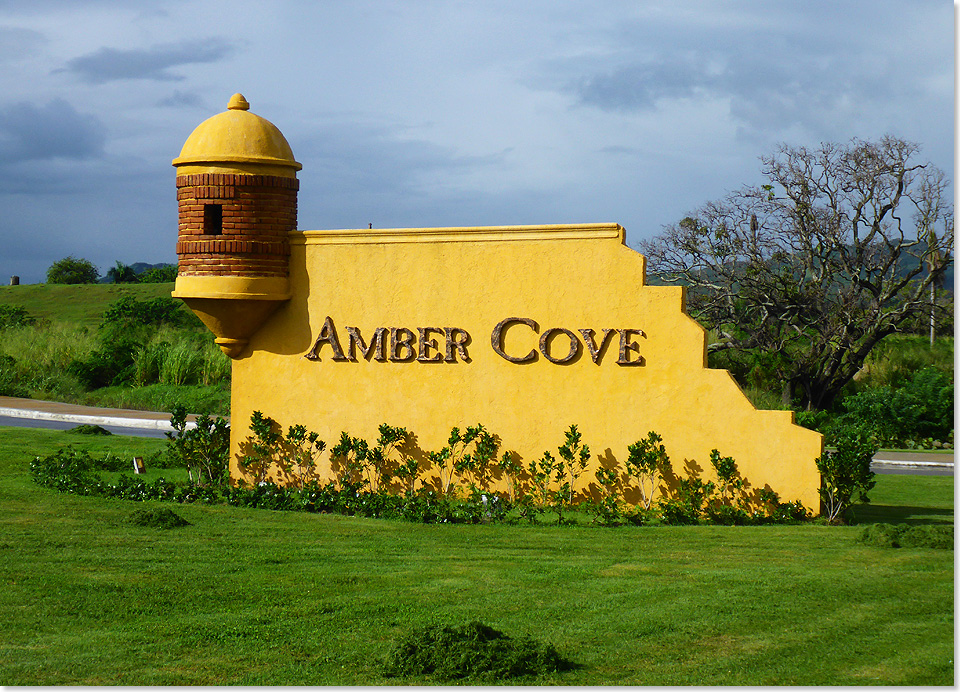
[304,316,348,361]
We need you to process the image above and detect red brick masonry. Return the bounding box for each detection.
[176,173,298,277]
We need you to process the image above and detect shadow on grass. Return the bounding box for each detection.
[852,504,954,526]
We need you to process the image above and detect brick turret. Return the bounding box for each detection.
[171,94,301,358]
[175,173,298,277]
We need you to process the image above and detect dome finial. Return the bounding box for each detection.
[228,93,250,111]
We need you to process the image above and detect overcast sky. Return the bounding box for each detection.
[0,0,953,284]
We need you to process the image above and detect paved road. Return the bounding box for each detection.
[0,414,171,438]
[871,451,953,477]
[0,396,953,474]
[0,396,206,439]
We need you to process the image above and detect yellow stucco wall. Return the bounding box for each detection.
[228,222,822,508]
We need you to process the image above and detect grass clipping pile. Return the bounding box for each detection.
[383,621,574,682]
[129,507,191,530]
[857,523,953,549]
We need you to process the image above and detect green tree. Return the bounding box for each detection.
[166,405,230,487]
[624,431,671,510]
[642,136,953,410]
[138,264,178,283]
[106,260,139,284]
[816,431,877,524]
[46,256,99,284]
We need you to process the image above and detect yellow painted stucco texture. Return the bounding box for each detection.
[228,222,823,508]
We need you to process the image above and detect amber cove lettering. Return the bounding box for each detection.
[304,316,644,365]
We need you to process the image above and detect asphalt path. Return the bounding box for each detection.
[0,397,952,475]
[0,415,170,438]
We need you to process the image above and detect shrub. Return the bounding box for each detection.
[67,323,145,388]
[658,477,714,525]
[238,411,325,488]
[554,424,590,517]
[625,431,670,510]
[589,465,624,526]
[46,256,99,284]
[100,295,198,329]
[816,431,877,524]
[0,305,35,329]
[138,265,178,283]
[166,405,230,486]
[30,448,102,494]
[0,354,29,397]
[383,621,573,682]
[429,425,499,496]
[840,367,953,448]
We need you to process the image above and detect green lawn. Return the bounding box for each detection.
[0,426,953,685]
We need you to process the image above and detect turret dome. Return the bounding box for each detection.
[172,93,301,176]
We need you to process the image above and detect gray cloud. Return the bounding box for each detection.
[293,120,517,229]
[0,99,105,162]
[575,59,705,111]
[556,3,947,142]
[56,38,234,83]
[0,26,46,62]
[156,90,207,109]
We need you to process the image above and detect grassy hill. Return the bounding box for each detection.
[0,281,229,416]
[0,282,181,329]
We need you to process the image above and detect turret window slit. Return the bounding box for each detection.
[204,204,223,235]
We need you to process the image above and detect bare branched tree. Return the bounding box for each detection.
[642,136,953,410]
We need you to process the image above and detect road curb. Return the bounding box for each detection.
[0,406,190,431]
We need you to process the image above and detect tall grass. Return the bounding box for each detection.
[0,321,97,399]
[0,321,98,374]
[852,335,954,391]
[83,384,230,417]
[130,328,231,388]
[0,319,231,415]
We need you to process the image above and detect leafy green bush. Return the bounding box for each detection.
[137,265,178,283]
[625,431,671,509]
[32,412,820,527]
[0,305,35,329]
[840,367,953,448]
[67,323,145,388]
[658,477,714,525]
[64,298,219,391]
[30,448,102,494]
[383,621,574,682]
[0,354,29,397]
[816,431,877,524]
[239,411,326,488]
[46,256,99,284]
[166,405,230,486]
[429,424,499,496]
[100,295,198,328]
